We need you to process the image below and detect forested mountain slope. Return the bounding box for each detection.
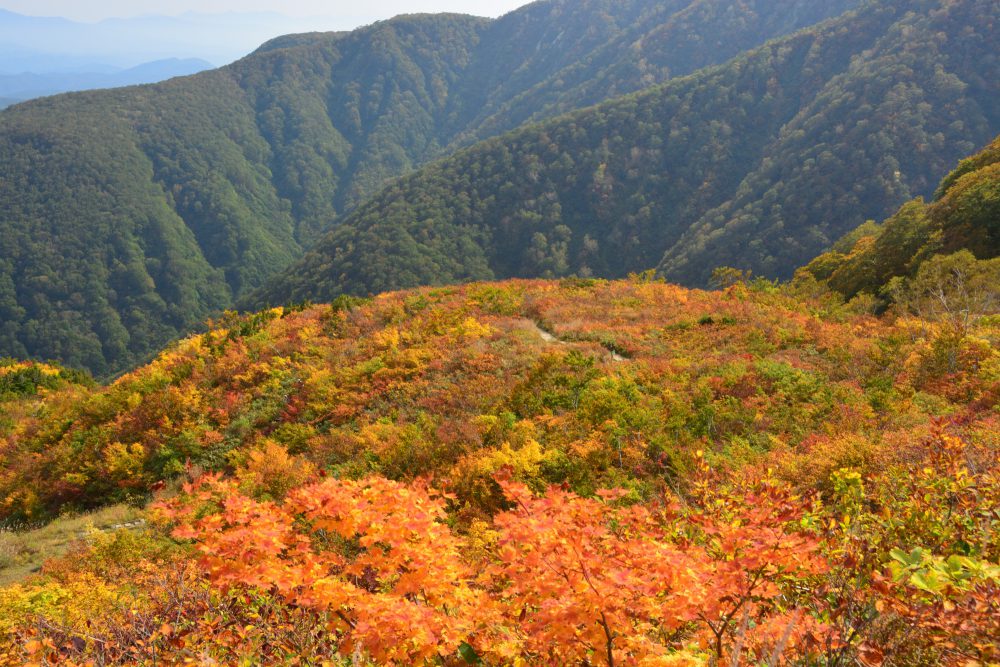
[0,0,858,376]
[801,135,1000,301]
[455,0,864,144]
[252,0,999,308]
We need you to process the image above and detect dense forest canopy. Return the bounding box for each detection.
[0,0,863,376]
[801,135,1000,303]
[251,0,999,310]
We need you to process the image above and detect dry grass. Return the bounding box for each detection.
[0,505,144,585]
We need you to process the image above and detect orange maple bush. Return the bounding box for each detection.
[489,481,706,664]
[157,474,505,664]
[684,462,831,662]
[491,474,829,665]
[146,468,832,666]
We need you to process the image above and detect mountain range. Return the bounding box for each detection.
[0,0,997,377]
[0,8,365,106]
[0,9,355,68]
[0,58,213,106]
[251,0,998,310]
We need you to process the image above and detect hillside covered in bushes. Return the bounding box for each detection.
[1,268,997,663]
[0,2,997,665]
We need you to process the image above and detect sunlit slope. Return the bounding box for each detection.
[801,134,1000,300]
[5,275,998,524]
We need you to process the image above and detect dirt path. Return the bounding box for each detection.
[526,319,625,362]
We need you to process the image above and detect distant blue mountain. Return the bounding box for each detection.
[0,58,214,102]
[0,7,357,103]
[0,9,353,70]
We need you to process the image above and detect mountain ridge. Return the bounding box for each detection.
[251,0,998,308]
[0,8,357,67]
[0,57,214,102]
[0,0,865,375]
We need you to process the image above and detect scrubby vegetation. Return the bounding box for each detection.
[0,271,997,664]
[0,505,143,586]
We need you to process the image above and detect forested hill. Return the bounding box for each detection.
[799,135,1000,302]
[0,0,860,377]
[250,0,1000,309]
[448,0,866,146]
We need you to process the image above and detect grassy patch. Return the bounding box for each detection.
[0,505,144,585]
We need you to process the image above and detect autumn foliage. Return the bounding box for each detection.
[1,278,998,665]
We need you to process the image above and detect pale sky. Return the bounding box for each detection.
[0,0,530,22]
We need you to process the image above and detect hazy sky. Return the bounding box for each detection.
[0,1,530,22]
